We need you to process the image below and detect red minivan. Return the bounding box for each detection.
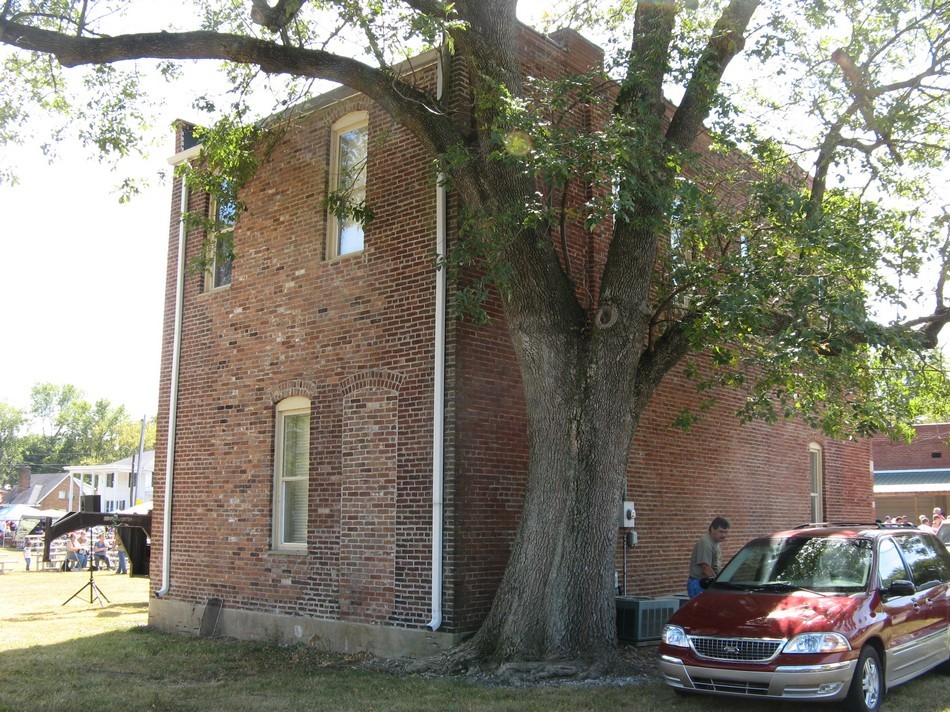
[659,523,950,712]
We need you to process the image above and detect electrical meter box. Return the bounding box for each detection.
[620,501,636,528]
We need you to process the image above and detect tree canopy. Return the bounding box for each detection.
[2,0,948,666]
[1,1,947,436]
[0,383,156,487]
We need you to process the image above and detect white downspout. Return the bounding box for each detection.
[427,54,448,632]
[157,174,189,598]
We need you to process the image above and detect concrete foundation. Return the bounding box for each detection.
[148,596,464,659]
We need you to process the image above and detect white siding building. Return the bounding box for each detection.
[65,450,154,512]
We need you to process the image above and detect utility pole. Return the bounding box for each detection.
[132,415,146,506]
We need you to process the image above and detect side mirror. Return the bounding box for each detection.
[700,576,715,589]
[886,579,917,597]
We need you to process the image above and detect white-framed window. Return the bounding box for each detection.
[808,442,824,523]
[273,396,310,549]
[327,111,368,258]
[106,473,115,488]
[207,189,235,290]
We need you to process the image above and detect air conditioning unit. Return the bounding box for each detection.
[616,596,678,643]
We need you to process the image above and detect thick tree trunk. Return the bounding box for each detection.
[463,306,643,665]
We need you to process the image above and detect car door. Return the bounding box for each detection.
[893,532,950,677]
[876,536,924,686]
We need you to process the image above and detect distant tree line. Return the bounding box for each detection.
[0,383,156,488]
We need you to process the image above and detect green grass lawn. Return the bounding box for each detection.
[0,547,947,711]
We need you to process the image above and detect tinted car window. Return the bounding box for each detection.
[878,538,910,589]
[895,533,950,590]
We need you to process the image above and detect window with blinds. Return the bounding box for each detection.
[274,396,310,549]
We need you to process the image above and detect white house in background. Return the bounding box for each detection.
[65,450,154,512]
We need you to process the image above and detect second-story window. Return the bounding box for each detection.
[327,111,369,258]
[208,186,235,290]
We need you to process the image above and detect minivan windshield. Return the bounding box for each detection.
[715,536,872,594]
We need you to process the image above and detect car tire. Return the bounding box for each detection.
[846,646,883,712]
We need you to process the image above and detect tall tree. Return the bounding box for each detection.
[2,1,948,666]
[18,382,148,471]
[0,402,26,487]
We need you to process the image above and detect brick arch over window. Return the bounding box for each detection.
[268,380,319,406]
[338,369,402,623]
[339,369,403,397]
[322,100,373,131]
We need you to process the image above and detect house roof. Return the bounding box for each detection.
[4,472,93,506]
[873,469,950,494]
[64,450,155,476]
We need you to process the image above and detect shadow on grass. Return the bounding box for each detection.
[0,624,942,712]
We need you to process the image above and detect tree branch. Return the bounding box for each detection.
[0,18,466,157]
[616,0,676,119]
[631,318,694,416]
[831,48,903,166]
[666,0,759,149]
[400,0,452,16]
[250,0,309,35]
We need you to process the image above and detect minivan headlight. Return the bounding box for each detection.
[783,632,851,654]
[662,624,689,648]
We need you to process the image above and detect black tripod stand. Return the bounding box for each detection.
[62,531,110,608]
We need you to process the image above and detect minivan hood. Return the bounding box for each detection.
[672,590,866,640]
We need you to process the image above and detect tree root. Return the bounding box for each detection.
[404,640,629,686]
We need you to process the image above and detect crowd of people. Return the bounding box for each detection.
[58,528,129,574]
[882,507,946,533]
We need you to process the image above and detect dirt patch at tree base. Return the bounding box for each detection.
[362,642,662,688]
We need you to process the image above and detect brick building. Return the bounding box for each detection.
[3,466,86,512]
[872,423,950,521]
[148,26,872,656]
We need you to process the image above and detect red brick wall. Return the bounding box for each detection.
[340,376,399,622]
[872,424,950,471]
[618,357,872,597]
[153,26,873,640]
[154,77,442,627]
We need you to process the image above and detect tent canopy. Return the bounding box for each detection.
[0,504,44,521]
[117,502,152,515]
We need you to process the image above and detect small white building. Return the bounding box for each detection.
[65,450,154,512]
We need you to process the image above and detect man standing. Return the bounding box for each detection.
[687,517,730,598]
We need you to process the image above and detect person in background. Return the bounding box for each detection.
[919,515,934,533]
[687,517,730,598]
[933,511,946,531]
[64,533,80,571]
[114,536,128,575]
[23,539,31,571]
[92,534,111,570]
[75,531,89,570]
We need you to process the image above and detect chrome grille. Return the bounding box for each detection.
[689,636,783,662]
